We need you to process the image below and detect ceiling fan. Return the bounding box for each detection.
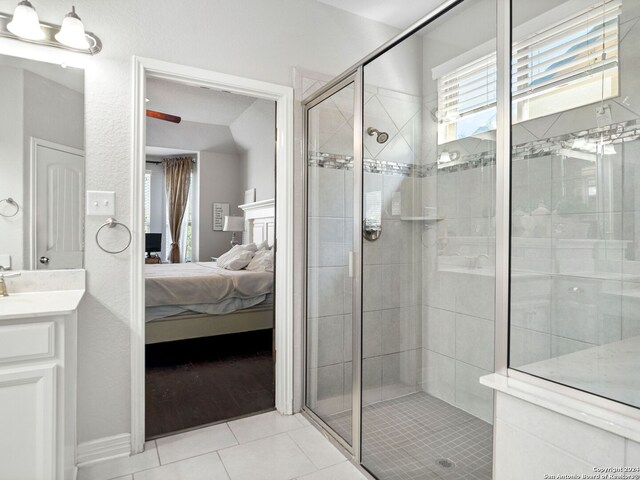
[146,109,181,124]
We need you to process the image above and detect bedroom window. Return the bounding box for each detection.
[144,171,152,233]
[437,0,620,143]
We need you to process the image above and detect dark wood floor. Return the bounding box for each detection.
[145,329,274,439]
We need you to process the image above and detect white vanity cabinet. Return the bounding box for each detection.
[0,287,83,480]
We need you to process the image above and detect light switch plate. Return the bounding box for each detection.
[86,191,116,216]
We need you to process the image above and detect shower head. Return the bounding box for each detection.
[367,127,389,144]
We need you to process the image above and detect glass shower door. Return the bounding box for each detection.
[359,0,497,478]
[305,80,356,446]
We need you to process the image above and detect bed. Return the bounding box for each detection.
[145,199,275,344]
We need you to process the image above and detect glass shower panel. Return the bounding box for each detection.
[509,0,640,409]
[305,82,355,445]
[360,0,496,478]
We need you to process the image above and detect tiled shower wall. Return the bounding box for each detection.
[419,153,497,424]
[418,33,497,424]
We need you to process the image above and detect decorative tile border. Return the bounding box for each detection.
[308,153,425,177]
[308,119,640,177]
[512,119,640,160]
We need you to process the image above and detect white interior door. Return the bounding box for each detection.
[33,139,85,270]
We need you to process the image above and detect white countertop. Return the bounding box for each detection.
[0,289,85,320]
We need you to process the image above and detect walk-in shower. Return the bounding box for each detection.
[304,0,496,479]
[304,0,638,477]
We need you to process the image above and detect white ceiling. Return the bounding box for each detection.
[315,0,445,30]
[146,77,257,126]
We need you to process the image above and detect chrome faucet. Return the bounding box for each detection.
[0,272,21,297]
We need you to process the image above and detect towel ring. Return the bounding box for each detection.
[96,218,132,254]
[0,198,19,218]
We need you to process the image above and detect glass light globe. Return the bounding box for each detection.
[55,6,90,50]
[7,0,45,41]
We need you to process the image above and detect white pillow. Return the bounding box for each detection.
[216,243,258,266]
[216,245,244,266]
[218,249,254,270]
[256,240,269,251]
[246,249,274,272]
[244,242,258,252]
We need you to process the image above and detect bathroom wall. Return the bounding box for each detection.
[0,0,404,444]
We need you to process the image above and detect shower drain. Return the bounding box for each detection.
[436,458,455,469]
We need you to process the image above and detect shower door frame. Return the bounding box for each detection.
[302,70,364,458]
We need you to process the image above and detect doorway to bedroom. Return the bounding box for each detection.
[142,73,277,439]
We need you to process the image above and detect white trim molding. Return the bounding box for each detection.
[131,56,295,454]
[76,433,131,466]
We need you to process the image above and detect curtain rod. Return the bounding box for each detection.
[145,155,197,165]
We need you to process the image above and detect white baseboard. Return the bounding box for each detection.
[76,433,131,466]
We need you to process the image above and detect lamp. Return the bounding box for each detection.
[223,216,244,247]
[7,0,45,40]
[55,5,89,50]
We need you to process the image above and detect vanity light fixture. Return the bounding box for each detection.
[6,1,44,40]
[0,1,101,54]
[55,6,89,50]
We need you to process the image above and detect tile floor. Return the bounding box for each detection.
[77,411,367,480]
[328,392,493,480]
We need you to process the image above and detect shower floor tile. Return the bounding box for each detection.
[327,392,493,480]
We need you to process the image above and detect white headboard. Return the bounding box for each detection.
[238,199,275,247]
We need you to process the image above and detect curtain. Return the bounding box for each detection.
[164,156,192,263]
